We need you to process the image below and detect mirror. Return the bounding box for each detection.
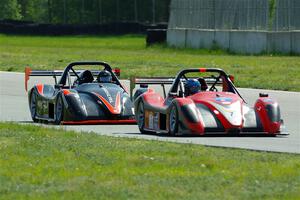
[228,75,235,83]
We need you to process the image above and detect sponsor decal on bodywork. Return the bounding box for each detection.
[215,97,232,104]
[145,110,160,130]
[102,87,113,103]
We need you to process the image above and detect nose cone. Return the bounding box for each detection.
[93,91,122,115]
[76,83,124,115]
[190,92,243,127]
[211,100,243,127]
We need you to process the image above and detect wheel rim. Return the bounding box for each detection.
[56,97,63,121]
[170,107,177,133]
[30,92,37,119]
[137,102,144,130]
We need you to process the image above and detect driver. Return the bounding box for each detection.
[184,79,201,96]
[97,70,112,83]
[75,70,94,85]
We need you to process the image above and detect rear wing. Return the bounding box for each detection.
[130,76,223,98]
[25,67,120,91]
[130,77,174,98]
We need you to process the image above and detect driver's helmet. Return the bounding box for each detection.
[77,70,94,85]
[97,70,112,83]
[184,79,201,96]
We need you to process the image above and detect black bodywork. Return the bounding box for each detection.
[27,61,135,124]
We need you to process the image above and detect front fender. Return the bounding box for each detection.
[254,97,281,134]
[28,84,55,118]
[28,84,55,99]
[172,98,205,134]
[61,89,88,120]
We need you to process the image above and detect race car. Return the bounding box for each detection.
[132,68,283,136]
[25,61,135,125]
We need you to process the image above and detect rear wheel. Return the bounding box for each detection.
[137,101,147,134]
[54,95,64,125]
[169,105,178,136]
[29,90,38,122]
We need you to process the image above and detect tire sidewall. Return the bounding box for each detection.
[137,101,145,133]
[169,104,178,136]
[30,89,38,122]
[55,94,64,124]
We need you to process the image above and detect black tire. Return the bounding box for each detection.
[54,94,64,125]
[169,105,179,136]
[29,90,38,122]
[136,101,148,134]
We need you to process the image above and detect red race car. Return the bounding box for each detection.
[132,68,283,136]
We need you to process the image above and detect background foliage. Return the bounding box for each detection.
[0,0,171,24]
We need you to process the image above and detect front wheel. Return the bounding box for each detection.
[54,94,64,125]
[169,105,178,136]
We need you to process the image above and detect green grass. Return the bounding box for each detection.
[0,34,300,91]
[0,122,300,199]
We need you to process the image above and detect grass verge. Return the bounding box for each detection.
[0,122,299,199]
[0,34,300,91]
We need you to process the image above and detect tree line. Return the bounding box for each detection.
[0,0,171,24]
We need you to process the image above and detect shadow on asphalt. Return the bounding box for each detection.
[18,120,34,124]
[17,120,288,138]
[120,132,289,138]
[150,133,287,138]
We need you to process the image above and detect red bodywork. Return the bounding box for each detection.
[140,84,281,135]
[188,92,243,132]
[143,89,165,107]
[135,68,282,135]
[176,98,205,134]
[255,98,281,134]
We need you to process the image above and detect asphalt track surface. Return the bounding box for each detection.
[0,71,299,154]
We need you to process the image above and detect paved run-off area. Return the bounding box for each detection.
[0,72,299,153]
